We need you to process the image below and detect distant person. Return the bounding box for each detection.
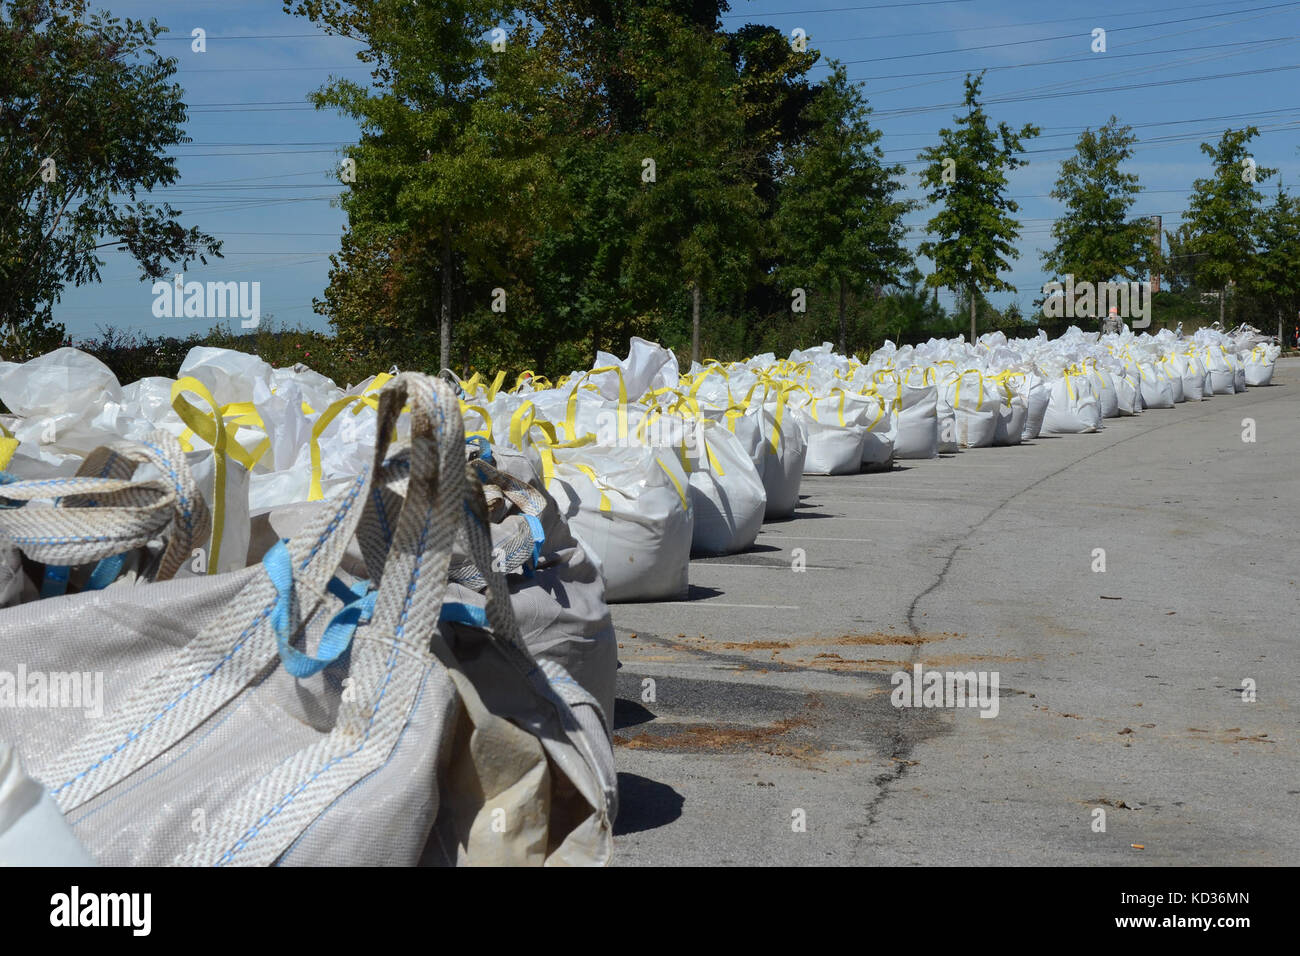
[1101,306,1123,336]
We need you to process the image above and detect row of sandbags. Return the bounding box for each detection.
[448,328,1280,601]
[0,373,618,865]
[1,328,1282,611]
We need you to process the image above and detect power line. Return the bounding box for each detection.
[805,0,1269,44]
[834,0,1300,65]
[871,61,1300,118]
[721,0,974,17]
[848,34,1300,83]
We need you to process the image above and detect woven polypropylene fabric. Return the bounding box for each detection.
[1,374,613,866]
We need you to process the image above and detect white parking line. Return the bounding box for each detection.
[652,602,802,609]
[694,562,831,570]
[756,534,876,542]
[779,516,907,522]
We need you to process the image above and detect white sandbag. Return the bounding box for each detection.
[685,419,766,555]
[177,346,274,407]
[1137,361,1174,408]
[1088,366,1120,418]
[544,443,693,602]
[940,370,999,448]
[1021,373,1052,439]
[1113,368,1141,416]
[796,389,868,475]
[895,382,939,459]
[1043,371,1102,433]
[1207,347,1236,394]
[1175,352,1205,400]
[991,374,1028,446]
[1160,358,1186,403]
[859,393,896,471]
[1244,344,1279,386]
[0,347,122,421]
[748,388,806,518]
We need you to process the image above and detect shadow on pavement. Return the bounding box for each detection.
[614,697,657,730]
[614,772,684,836]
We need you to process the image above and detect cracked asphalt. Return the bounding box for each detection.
[608,357,1300,866]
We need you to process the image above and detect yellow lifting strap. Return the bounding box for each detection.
[169,377,240,572]
[565,365,628,442]
[0,422,18,471]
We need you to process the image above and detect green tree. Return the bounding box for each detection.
[775,62,913,353]
[287,0,559,371]
[877,267,951,344]
[1176,126,1276,325]
[626,8,763,365]
[1043,116,1150,319]
[1247,183,1300,338]
[0,0,221,357]
[916,72,1038,343]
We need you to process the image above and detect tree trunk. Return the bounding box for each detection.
[838,276,847,354]
[439,225,453,372]
[1219,285,1225,327]
[969,287,977,343]
[691,281,701,367]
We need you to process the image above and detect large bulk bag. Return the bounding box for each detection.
[542,441,693,602]
[248,444,620,736]
[1160,357,1186,403]
[914,366,960,453]
[1021,373,1052,439]
[991,373,1028,446]
[1088,365,1120,418]
[0,375,616,866]
[1244,344,1279,386]
[746,385,806,519]
[1043,370,1102,433]
[796,389,868,476]
[1136,361,1174,408]
[1232,351,1247,392]
[940,370,999,448]
[858,392,896,471]
[1112,367,1141,415]
[894,380,939,459]
[456,446,617,733]
[0,349,125,469]
[1207,347,1236,394]
[1177,351,1206,400]
[0,432,211,608]
[682,419,766,555]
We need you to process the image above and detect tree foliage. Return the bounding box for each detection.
[776,62,913,352]
[0,0,221,357]
[1043,116,1150,299]
[916,72,1038,342]
[1175,126,1276,319]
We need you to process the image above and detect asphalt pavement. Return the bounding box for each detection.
[609,357,1300,865]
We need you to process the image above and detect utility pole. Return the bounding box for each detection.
[1149,215,1162,294]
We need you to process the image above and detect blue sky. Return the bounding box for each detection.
[52,0,1300,339]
